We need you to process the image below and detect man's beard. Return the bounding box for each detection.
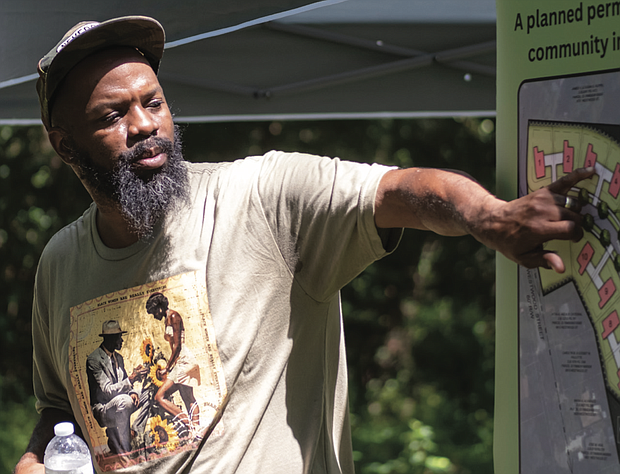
[72,125,189,239]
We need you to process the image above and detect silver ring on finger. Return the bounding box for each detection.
[564,195,575,210]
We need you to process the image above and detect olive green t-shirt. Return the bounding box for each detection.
[32,151,400,474]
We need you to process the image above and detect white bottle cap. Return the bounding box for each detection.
[54,422,74,437]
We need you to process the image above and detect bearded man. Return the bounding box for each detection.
[16,16,592,474]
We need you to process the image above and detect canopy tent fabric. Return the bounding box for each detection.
[0,0,497,125]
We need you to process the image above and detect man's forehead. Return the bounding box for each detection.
[55,47,159,122]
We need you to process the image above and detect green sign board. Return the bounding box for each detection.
[496,1,620,472]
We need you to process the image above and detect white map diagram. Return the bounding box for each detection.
[520,121,620,474]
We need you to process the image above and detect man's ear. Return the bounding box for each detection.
[48,127,77,165]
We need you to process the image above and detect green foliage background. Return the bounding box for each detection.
[0,118,496,474]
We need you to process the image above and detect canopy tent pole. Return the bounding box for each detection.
[267,22,496,76]
[160,34,496,99]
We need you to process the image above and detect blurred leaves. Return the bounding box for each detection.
[0,126,90,401]
[0,118,495,473]
[0,375,38,474]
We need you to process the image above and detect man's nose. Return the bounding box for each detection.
[127,105,159,138]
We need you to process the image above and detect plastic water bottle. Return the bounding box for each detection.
[44,422,93,474]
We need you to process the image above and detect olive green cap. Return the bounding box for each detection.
[36,15,165,129]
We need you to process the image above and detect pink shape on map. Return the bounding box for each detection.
[599,278,616,309]
[602,311,620,339]
[534,146,546,178]
[578,242,594,275]
[585,143,598,168]
[610,163,620,199]
[563,140,574,173]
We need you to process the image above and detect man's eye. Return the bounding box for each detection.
[102,112,121,123]
[148,100,163,109]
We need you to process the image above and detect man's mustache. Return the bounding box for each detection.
[118,136,175,166]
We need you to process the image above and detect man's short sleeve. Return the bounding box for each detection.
[32,260,72,414]
[253,151,401,302]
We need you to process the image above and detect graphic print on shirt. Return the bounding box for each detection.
[68,271,227,472]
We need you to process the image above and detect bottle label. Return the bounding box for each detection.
[45,458,93,474]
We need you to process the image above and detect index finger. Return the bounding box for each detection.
[547,167,595,194]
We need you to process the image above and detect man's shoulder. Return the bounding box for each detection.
[188,151,336,188]
[40,204,94,264]
[187,151,324,175]
[186,160,231,176]
[86,346,105,368]
[87,345,104,359]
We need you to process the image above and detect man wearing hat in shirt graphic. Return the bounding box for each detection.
[86,320,148,455]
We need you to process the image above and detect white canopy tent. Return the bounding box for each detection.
[0,0,496,125]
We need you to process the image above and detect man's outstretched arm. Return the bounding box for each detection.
[375,166,595,273]
[14,408,79,474]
